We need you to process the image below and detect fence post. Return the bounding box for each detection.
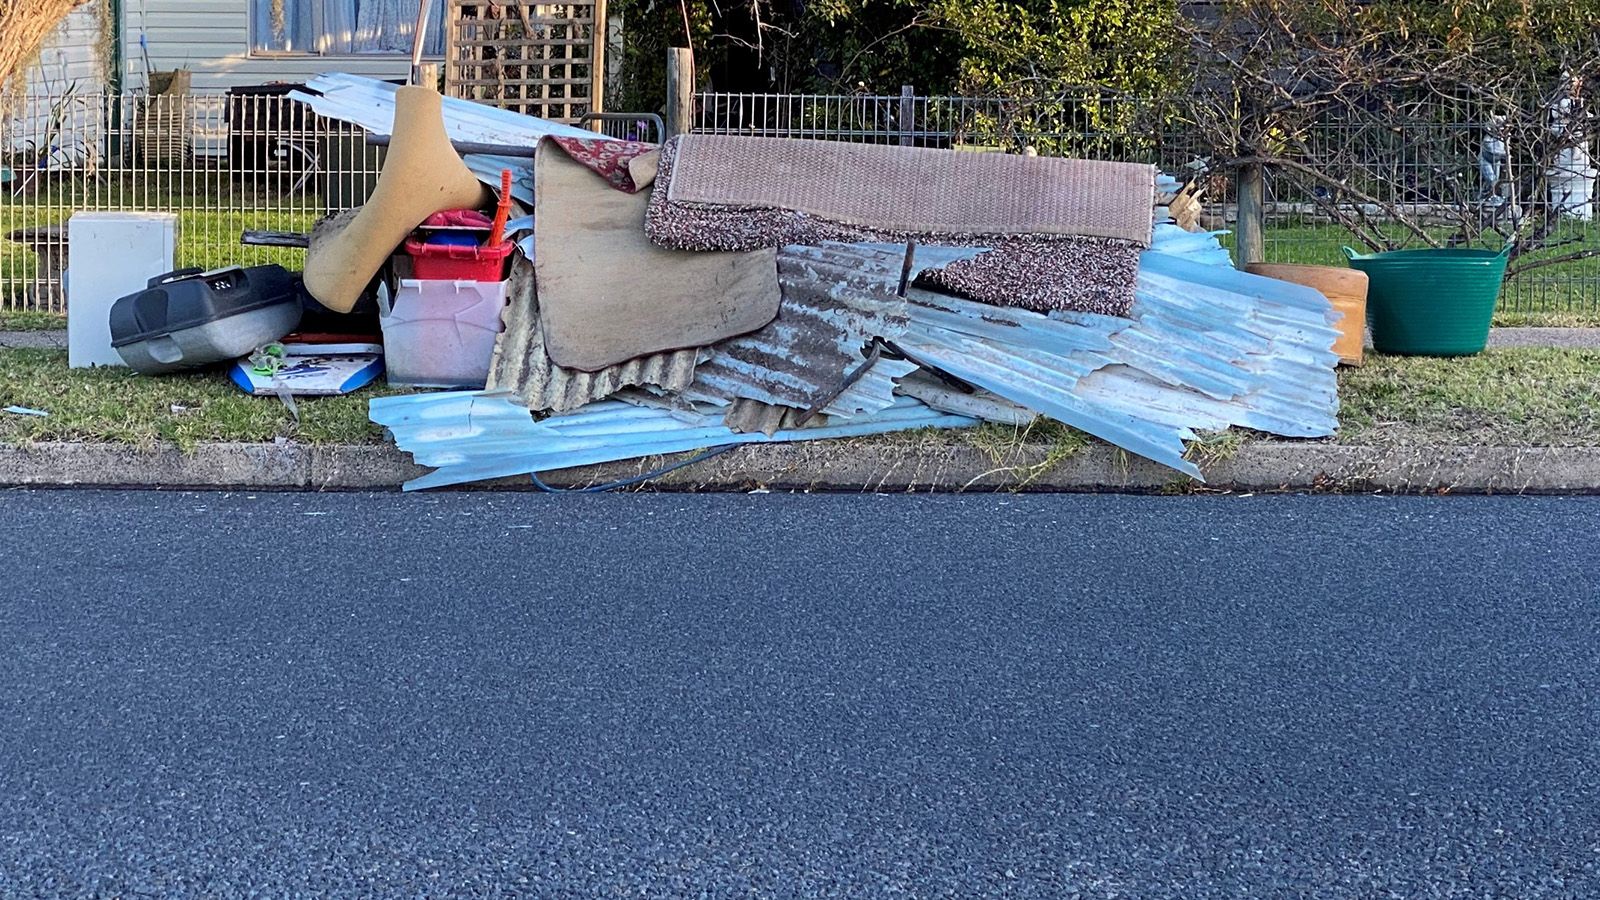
[1236,162,1266,266]
[589,0,608,129]
[665,48,695,140]
[899,85,914,147]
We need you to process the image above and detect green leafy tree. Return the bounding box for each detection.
[611,0,1178,112]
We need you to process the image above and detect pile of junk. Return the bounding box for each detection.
[100,74,1346,491]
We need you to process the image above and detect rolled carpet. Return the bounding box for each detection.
[644,135,1154,317]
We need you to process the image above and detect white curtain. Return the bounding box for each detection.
[252,0,310,52]
[253,0,446,55]
[322,1,359,54]
[355,0,410,53]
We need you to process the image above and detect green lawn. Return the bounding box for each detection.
[0,310,66,330]
[0,348,407,449]
[6,346,1600,451]
[1,184,321,309]
[1336,348,1600,446]
[0,209,317,283]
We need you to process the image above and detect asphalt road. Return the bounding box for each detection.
[2,491,1599,898]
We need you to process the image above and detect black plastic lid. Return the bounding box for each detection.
[109,264,298,348]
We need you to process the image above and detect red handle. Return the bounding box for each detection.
[488,169,513,246]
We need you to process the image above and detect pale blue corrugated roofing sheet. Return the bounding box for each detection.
[371,393,977,491]
[852,238,1340,479]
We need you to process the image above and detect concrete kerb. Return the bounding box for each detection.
[5,439,1600,493]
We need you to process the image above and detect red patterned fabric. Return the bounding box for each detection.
[549,136,658,193]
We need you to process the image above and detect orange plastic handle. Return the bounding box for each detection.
[489,169,513,246]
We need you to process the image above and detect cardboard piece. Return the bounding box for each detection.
[230,350,384,396]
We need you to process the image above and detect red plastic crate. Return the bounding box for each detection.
[403,237,515,282]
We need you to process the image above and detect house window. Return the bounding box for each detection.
[251,0,447,56]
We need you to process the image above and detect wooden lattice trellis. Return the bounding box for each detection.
[444,0,606,124]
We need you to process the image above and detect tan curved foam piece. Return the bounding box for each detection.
[303,86,491,313]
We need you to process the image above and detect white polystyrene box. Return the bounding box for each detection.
[68,212,178,368]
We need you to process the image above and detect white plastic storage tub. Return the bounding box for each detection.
[381,279,509,388]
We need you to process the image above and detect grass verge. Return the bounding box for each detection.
[1491,310,1600,328]
[0,349,408,449]
[960,418,1094,487]
[0,311,66,331]
[1336,348,1600,446]
[5,346,1600,452]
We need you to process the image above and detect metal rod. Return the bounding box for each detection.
[792,341,885,428]
[241,230,311,249]
[367,135,536,157]
[897,242,917,296]
[411,0,436,85]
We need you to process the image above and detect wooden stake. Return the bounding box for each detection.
[589,0,608,131]
[1236,162,1267,266]
[665,47,694,140]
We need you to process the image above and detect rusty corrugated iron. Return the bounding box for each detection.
[681,245,917,418]
[486,257,703,413]
[723,399,811,436]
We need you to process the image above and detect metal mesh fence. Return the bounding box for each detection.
[4,87,1596,317]
[1,91,382,313]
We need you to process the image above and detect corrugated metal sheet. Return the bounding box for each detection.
[888,249,1340,479]
[370,394,979,491]
[773,239,1336,479]
[723,399,808,436]
[486,258,703,413]
[297,73,599,144]
[681,244,917,417]
[1146,224,1235,267]
[1121,251,1341,437]
[720,396,925,436]
[895,305,1202,475]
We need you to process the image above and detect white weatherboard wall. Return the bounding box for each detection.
[19,5,107,94]
[3,6,109,156]
[122,0,415,92]
[123,0,420,156]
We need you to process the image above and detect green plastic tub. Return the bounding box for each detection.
[1343,245,1510,356]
